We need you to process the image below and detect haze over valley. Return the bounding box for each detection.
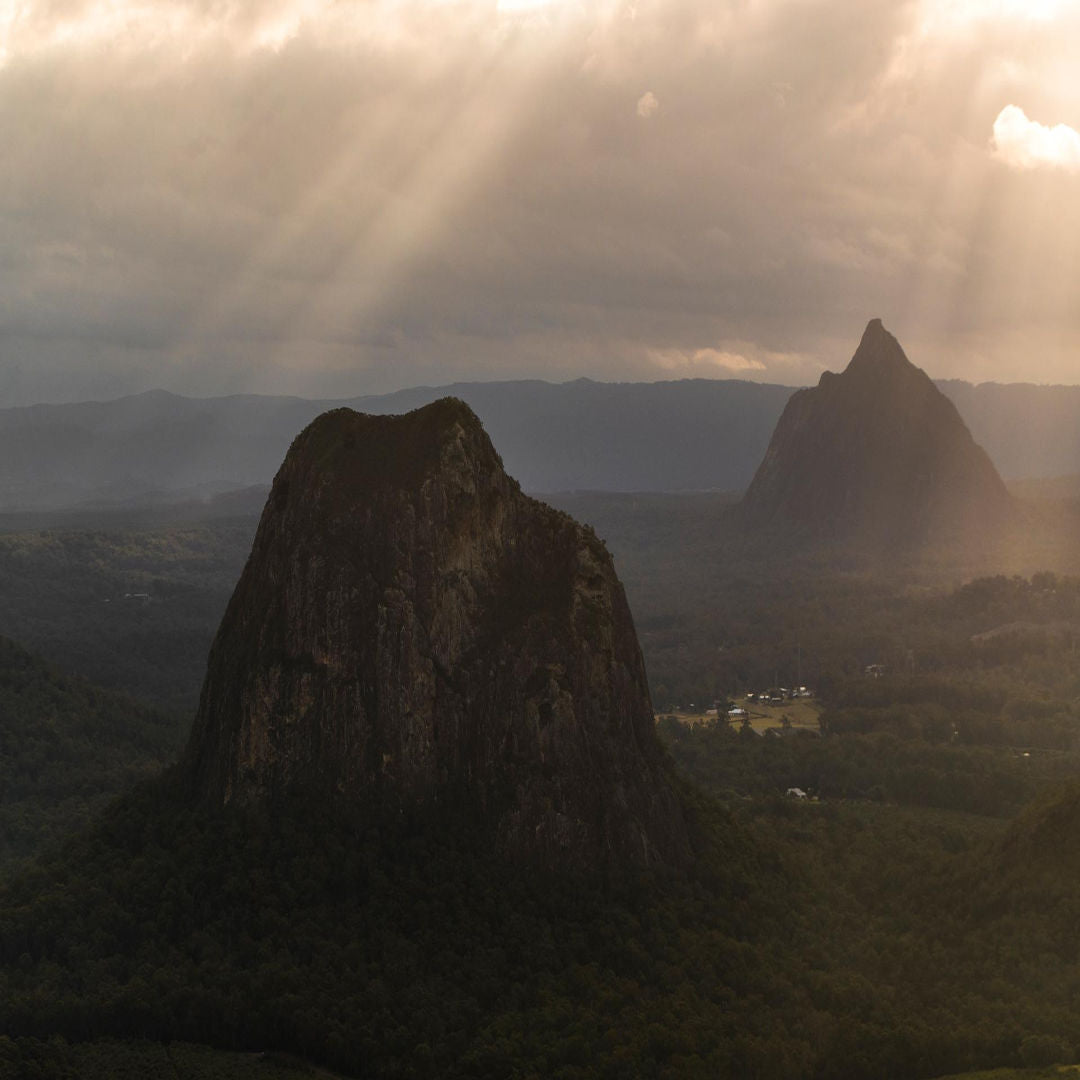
[8,369,1080,513]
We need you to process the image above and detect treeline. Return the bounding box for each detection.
[5,776,1080,1079]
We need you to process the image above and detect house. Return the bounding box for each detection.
[786,787,808,800]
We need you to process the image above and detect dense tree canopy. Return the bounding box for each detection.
[4,502,1080,1078]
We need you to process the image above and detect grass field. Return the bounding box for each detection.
[664,696,823,736]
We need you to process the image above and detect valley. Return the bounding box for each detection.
[6,361,1080,1078]
[4,488,1080,1078]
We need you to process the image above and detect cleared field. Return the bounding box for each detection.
[662,696,823,735]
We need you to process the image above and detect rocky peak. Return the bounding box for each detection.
[842,318,922,382]
[741,320,1015,549]
[846,315,907,367]
[184,399,689,869]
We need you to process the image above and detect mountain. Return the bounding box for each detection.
[5,358,1080,523]
[741,319,1016,548]
[939,380,1080,483]
[0,390,329,511]
[4,374,1080,513]
[345,378,792,493]
[184,399,689,868]
[0,380,793,509]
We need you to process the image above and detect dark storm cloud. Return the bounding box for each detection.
[0,0,1078,403]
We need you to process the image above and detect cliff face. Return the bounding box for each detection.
[184,398,688,868]
[742,320,1015,548]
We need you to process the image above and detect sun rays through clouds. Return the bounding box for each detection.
[1,0,1079,403]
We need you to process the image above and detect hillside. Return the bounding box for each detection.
[0,634,178,868]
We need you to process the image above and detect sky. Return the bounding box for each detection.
[0,0,1079,404]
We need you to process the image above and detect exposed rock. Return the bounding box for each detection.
[184,398,689,868]
[741,319,1015,549]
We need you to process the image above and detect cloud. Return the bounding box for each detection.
[1,0,1080,404]
[917,0,1064,34]
[636,91,659,119]
[991,105,1080,172]
[649,347,767,376]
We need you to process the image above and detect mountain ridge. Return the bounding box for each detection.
[2,370,1080,511]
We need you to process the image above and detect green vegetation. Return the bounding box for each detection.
[7,498,1080,1077]
[0,519,254,713]
[1,496,1077,741]
[659,720,1075,817]
[550,494,1080,712]
[0,635,176,870]
[0,782,776,1080]
[0,771,1080,1080]
[0,1038,342,1079]
[933,1069,1080,1080]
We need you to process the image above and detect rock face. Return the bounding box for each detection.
[741,319,1015,548]
[184,398,688,868]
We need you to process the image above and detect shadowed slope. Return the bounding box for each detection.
[742,319,1015,551]
[185,399,689,868]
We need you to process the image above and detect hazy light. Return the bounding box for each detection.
[5,0,1080,401]
[922,0,1063,29]
[649,347,767,375]
[636,91,659,119]
[0,0,594,64]
[992,105,1080,172]
[497,0,561,11]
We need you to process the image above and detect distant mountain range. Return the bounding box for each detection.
[1,374,1079,510]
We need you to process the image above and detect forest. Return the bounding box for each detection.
[4,497,1080,1078]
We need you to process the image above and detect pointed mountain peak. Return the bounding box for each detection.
[742,320,1015,551]
[843,319,920,381]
